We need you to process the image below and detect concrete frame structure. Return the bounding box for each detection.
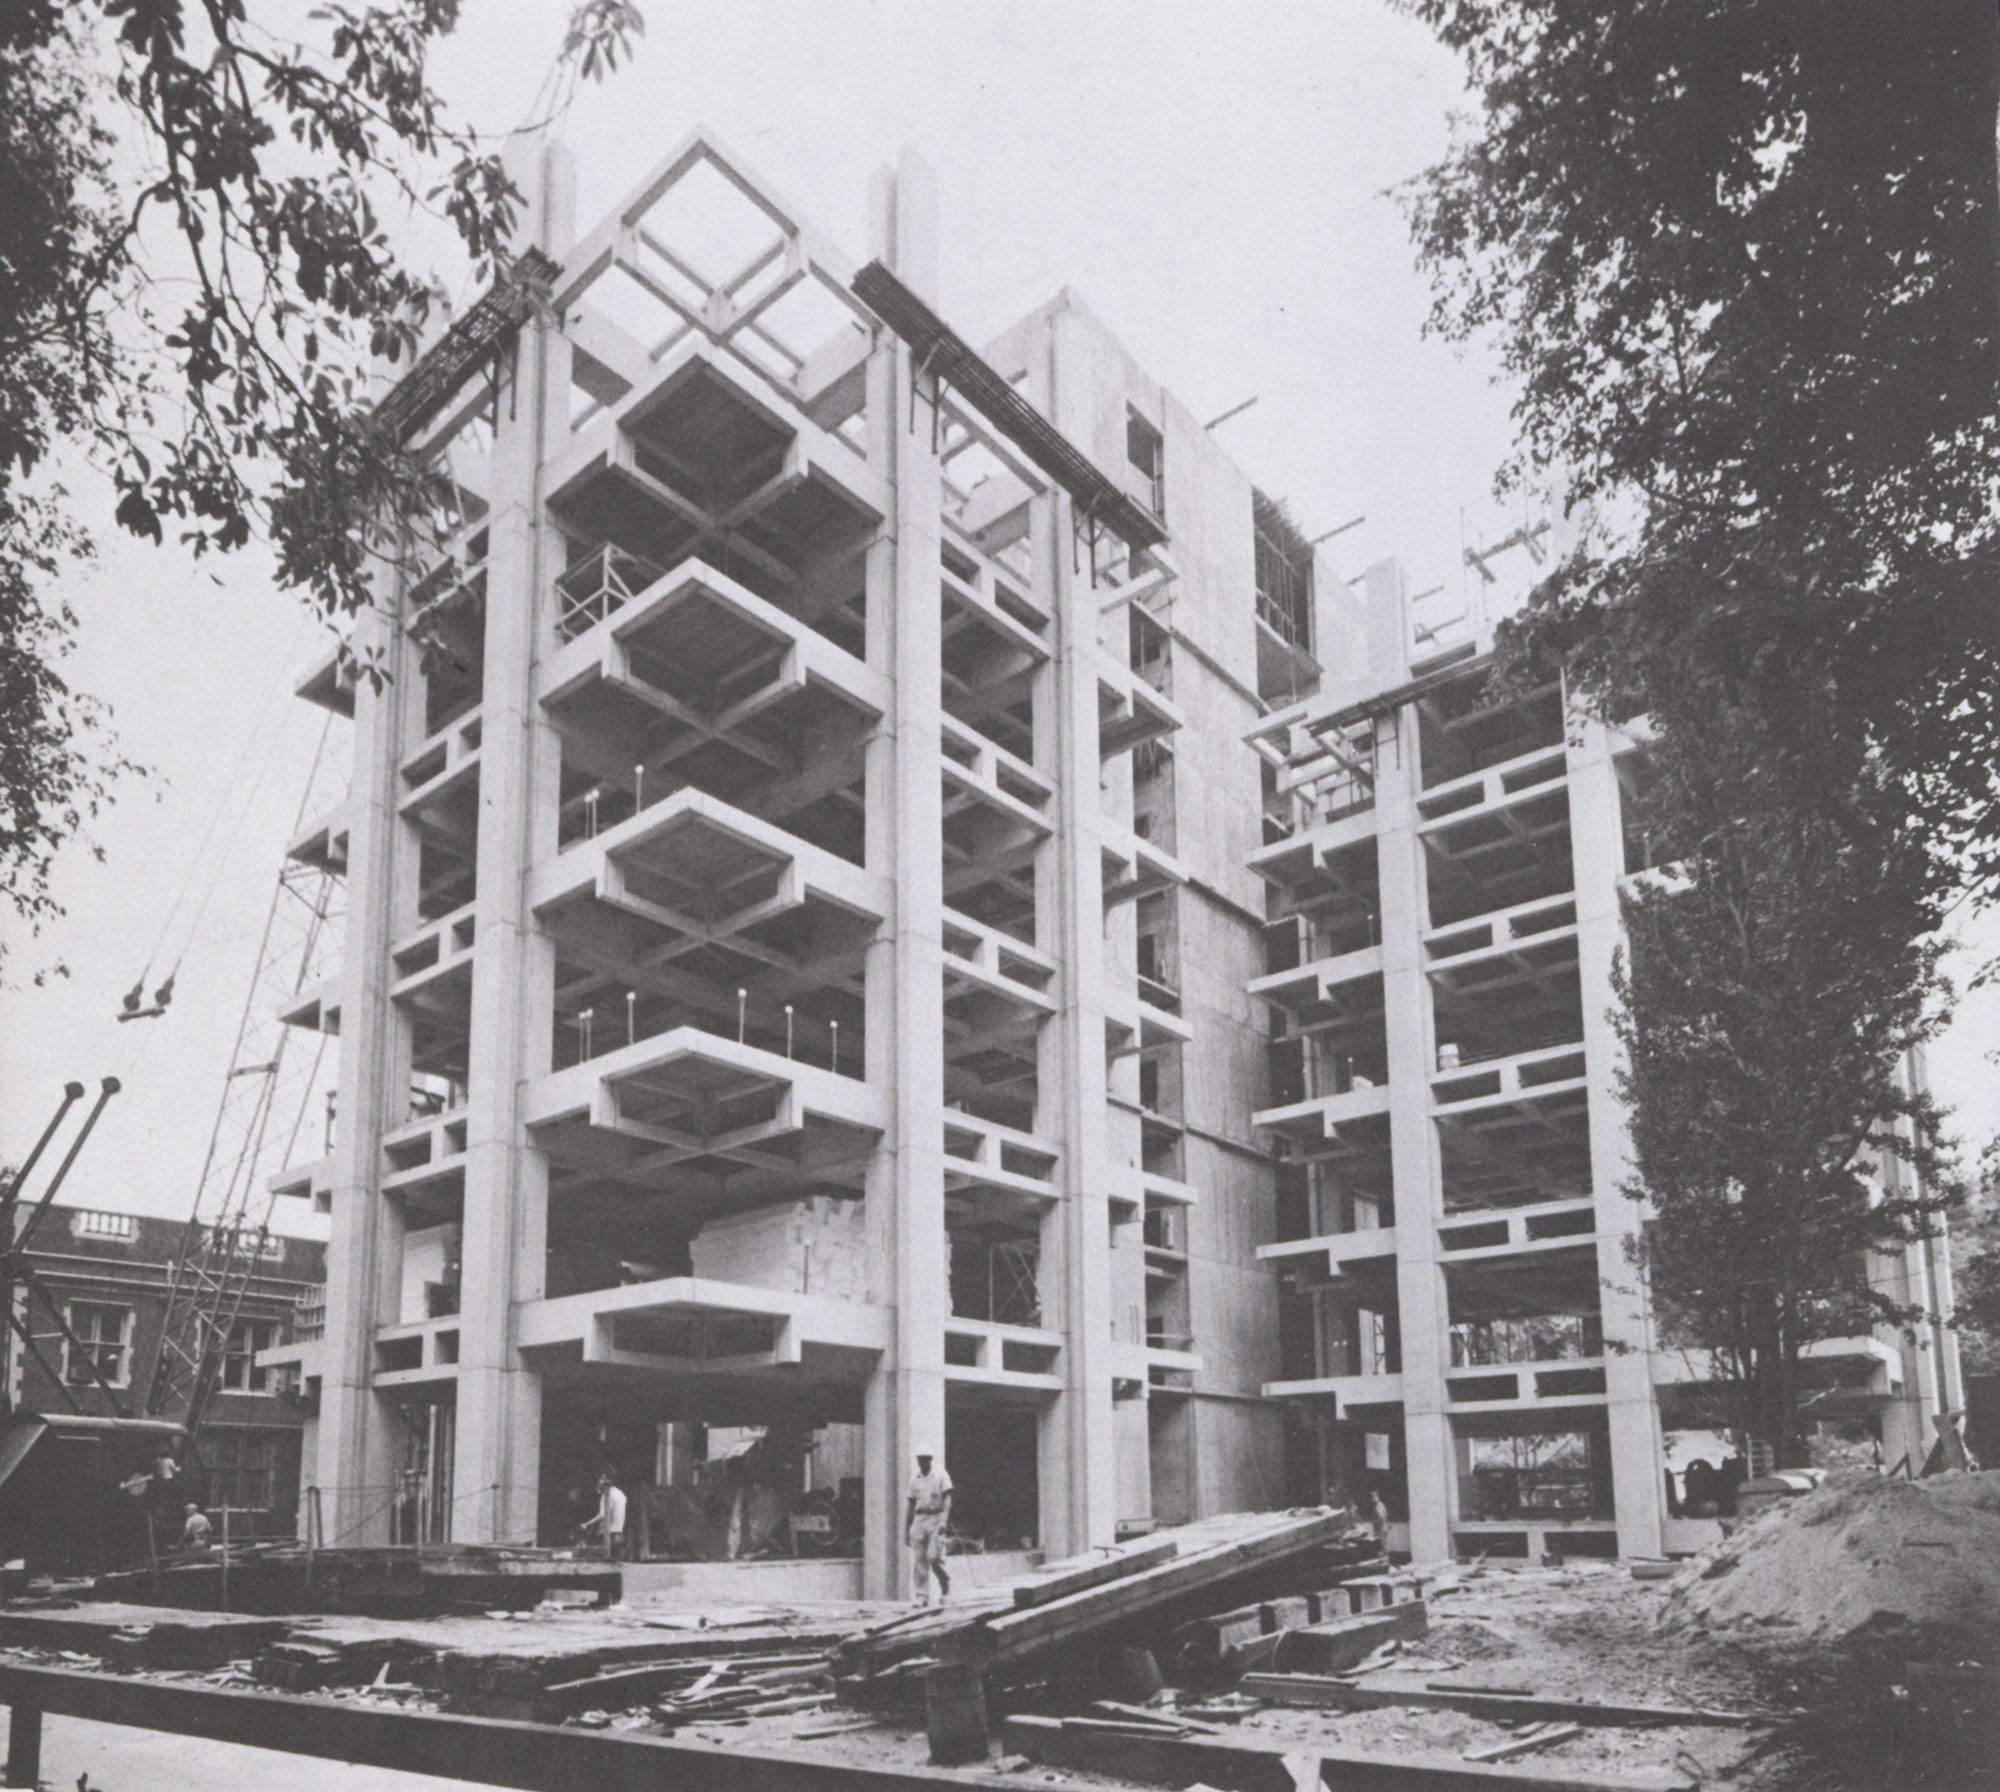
[1246,573,1966,1563]
[276,130,1962,1582]
[279,133,1318,1592]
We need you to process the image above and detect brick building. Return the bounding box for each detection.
[9,1207,324,1540]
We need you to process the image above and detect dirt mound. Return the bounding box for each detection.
[1661,1469,2000,1654]
[1417,1618,1517,1661]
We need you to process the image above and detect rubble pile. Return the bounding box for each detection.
[1661,1469,2000,1653]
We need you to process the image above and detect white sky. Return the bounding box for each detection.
[1,0,1993,1234]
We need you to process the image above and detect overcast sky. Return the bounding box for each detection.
[2,0,1993,1235]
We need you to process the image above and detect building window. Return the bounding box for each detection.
[70,1210,135,1240]
[64,1303,132,1387]
[197,1430,285,1516]
[220,1321,276,1392]
[1126,409,1164,517]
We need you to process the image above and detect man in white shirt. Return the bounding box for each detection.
[588,1473,629,1560]
[904,1451,953,1604]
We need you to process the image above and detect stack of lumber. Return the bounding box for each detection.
[438,1626,849,1720]
[832,1509,1370,1699]
[1169,1572,1416,1678]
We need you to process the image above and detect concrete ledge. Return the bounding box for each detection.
[622,1556,863,1603]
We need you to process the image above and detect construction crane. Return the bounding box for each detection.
[136,250,555,1447]
[138,721,345,1441]
[0,1080,133,1417]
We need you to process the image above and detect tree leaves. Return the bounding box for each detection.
[0,2,640,942]
[1402,0,1995,1460]
[1401,0,2000,895]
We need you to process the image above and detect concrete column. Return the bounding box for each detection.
[316,601,409,1545]
[451,141,573,1546]
[1375,703,1454,1562]
[860,152,948,1599]
[1567,716,1665,1557]
[1040,314,1117,1558]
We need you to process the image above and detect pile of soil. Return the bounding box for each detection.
[1411,1617,1516,1661]
[1662,1469,2000,1656]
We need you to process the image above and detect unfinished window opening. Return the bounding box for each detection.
[1252,489,1315,701]
[1145,1252,1193,1356]
[1417,672,1565,791]
[409,554,486,738]
[1311,1280,1401,1379]
[388,1397,455,1544]
[1134,890,1180,1011]
[1126,410,1164,518]
[1429,931,1584,1072]
[1267,967,1387,1110]
[1448,1248,1600,1376]
[398,1218,464,1326]
[945,1400,1039,1550]
[949,1226,1042,1328]
[1276,837,1380,965]
[1424,787,1574,931]
[1454,1413,1614,1524]
[549,943,869,1082]
[541,1397,868,1561]
[1310,1126,1395,1235]
[1616,747,1678,875]
[941,598,1038,765]
[1319,1416,1409,1523]
[1286,722,1377,830]
[943,830,1039,949]
[1437,1086,1592,1214]
[1131,739,1177,855]
[569,343,634,430]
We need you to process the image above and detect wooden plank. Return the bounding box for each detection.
[1011,1537,1178,1607]
[537,1657,826,1720]
[982,1510,1349,1665]
[1466,1727,1585,1764]
[1269,1602,1428,1675]
[1239,1675,1769,1729]
[0,1663,1006,1792]
[1002,1714,1697,1792]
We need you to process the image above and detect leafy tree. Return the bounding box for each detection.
[1398,0,1993,1463]
[1398,0,2000,900]
[1617,699,1961,1465]
[0,0,641,946]
[1951,1142,2000,1377]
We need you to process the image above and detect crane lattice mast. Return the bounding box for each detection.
[141,720,345,1438]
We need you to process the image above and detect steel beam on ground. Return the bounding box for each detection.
[0,1664,990,1792]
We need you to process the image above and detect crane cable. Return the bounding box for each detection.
[115,610,319,1043]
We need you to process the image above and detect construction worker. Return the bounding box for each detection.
[180,1504,213,1558]
[905,1451,953,1605]
[586,1472,629,1561]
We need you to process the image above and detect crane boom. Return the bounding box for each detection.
[141,720,344,1438]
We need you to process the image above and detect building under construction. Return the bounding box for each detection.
[266,131,1961,1593]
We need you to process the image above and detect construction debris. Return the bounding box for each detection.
[1000,1713,1699,1791]
[86,1545,622,1616]
[1239,1673,1767,1729]
[1661,1468,2000,1653]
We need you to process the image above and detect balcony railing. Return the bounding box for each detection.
[555,544,664,643]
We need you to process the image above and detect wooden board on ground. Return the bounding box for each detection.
[980,1509,1351,1666]
[1011,1536,1178,1607]
[1002,1714,1697,1792]
[1267,1601,1428,1676]
[1240,1673,1770,1729]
